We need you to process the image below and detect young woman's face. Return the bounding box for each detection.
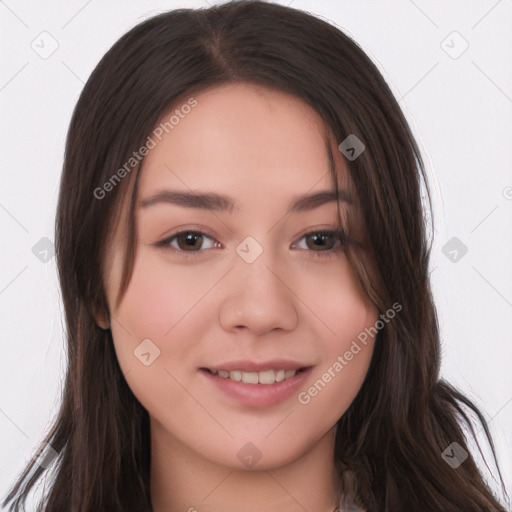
[103,82,379,470]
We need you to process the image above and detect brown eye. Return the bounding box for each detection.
[175,232,204,251]
[292,229,347,259]
[304,232,337,251]
[156,230,217,254]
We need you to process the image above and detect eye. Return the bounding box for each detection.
[154,227,348,260]
[292,229,347,258]
[155,230,219,258]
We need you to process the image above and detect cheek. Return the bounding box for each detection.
[295,260,378,410]
[108,249,205,378]
[105,246,380,468]
[295,257,378,344]
[108,250,212,420]
[113,249,217,340]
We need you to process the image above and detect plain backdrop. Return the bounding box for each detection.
[1,0,511,508]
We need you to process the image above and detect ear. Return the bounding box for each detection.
[91,302,110,330]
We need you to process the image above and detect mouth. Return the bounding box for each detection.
[199,364,314,407]
[200,367,309,385]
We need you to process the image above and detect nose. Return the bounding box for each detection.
[218,246,299,336]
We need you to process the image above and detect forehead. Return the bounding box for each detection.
[137,82,349,200]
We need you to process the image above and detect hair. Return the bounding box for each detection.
[3,1,508,511]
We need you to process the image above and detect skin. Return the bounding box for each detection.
[98,82,379,512]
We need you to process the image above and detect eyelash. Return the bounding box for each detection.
[154,228,348,260]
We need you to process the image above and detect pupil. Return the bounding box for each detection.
[310,233,331,250]
[181,232,201,249]
[176,232,335,251]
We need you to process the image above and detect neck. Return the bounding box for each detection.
[150,420,342,512]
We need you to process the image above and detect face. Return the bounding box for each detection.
[102,82,379,470]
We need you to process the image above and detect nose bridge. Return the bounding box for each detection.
[236,237,278,294]
[218,234,299,334]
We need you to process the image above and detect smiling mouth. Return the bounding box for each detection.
[201,367,309,385]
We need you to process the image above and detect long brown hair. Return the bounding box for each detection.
[3,1,508,510]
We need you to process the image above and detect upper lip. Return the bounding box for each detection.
[202,359,312,372]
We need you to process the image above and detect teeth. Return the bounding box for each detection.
[210,368,299,384]
[284,370,296,379]
[241,372,258,384]
[258,369,276,385]
[275,369,285,383]
[229,370,242,382]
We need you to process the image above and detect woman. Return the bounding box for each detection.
[3,1,508,511]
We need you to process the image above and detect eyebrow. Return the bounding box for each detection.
[138,188,352,213]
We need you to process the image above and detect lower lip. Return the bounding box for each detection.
[200,367,313,408]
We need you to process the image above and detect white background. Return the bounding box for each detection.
[1,0,511,508]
